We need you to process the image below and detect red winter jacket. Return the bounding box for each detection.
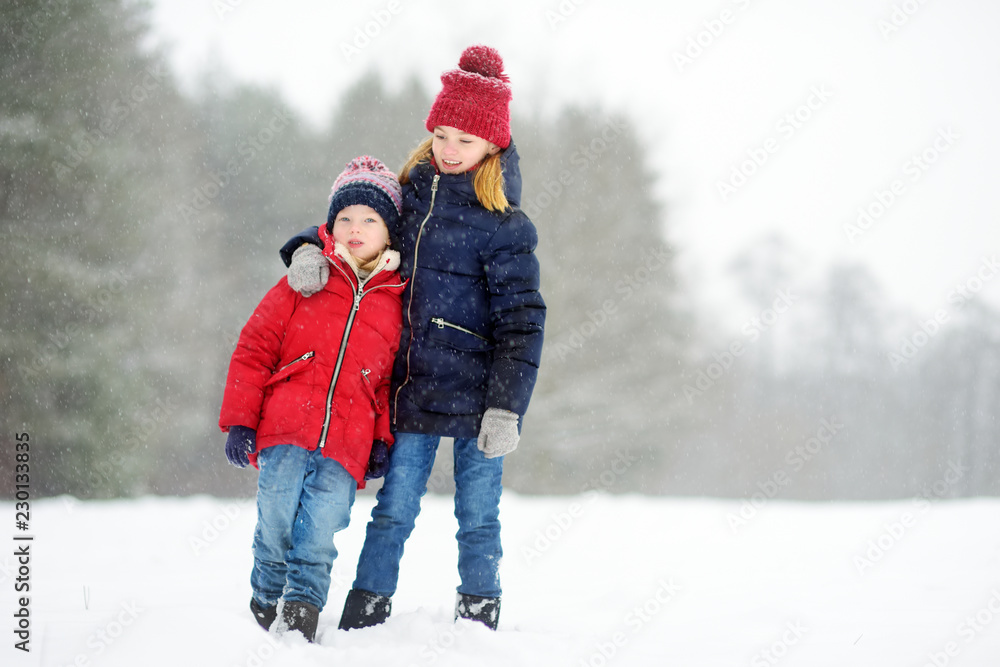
[219,240,405,487]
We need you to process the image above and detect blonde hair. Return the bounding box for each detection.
[356,252,383,275]
[399,137,509,213]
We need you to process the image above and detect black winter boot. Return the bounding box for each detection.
[338,588,392,630]
[275,599,320,642]
[249,598,277,631]
[455,592,501,630]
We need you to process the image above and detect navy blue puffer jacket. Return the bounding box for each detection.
[281,142,545,438]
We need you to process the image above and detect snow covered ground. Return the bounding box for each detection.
[3,492,1000,666]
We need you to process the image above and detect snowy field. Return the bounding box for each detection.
[3,492,1000,666]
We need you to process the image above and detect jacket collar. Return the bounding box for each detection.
[317,224,400,288]
[409,140,523,208]
[332,242,401,280]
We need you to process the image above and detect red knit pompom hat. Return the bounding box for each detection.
[425,45,512,149]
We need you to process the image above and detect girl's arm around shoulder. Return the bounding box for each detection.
[279,225,322,267]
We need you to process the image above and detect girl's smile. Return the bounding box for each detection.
[432,125,499,174]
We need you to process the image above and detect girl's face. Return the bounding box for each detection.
[431,126,500,174]
[331,204,389,262]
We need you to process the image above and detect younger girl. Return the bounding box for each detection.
[220,156,406,642]
[282,45,546,631]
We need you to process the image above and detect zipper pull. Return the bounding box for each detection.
[431,174,440,192]
[361,368,371,382]
[431,317,445,329]
[353,291,362,311]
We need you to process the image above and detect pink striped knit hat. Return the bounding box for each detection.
[327,155,402,229]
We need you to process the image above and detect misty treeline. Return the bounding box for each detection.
[2,0,997,501]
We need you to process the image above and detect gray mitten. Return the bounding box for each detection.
[287,244,329,297]
[477,408,520,459]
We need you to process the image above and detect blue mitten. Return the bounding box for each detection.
[365,440,390,480]
[225,425,257,468]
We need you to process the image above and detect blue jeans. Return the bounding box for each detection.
[353,432,504,598]
[251,445,356,611]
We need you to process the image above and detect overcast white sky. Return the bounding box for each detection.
[148,0,1000,329]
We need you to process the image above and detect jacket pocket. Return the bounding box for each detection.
[414,318,491,416]
[259,352,317,438]
[359,367,379,404]
[343,365,378,450]
[427,317,493,352]
[264,351,315,387]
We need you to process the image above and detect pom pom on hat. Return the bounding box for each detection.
[425,45,512,149]
[458,45,510,82]
[327,155,403,236]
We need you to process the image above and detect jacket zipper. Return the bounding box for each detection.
[430,317,489,341]
[393,173,440,426]
[277,350,314,373]
[360,368,377,405]
[316,261,403,449]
